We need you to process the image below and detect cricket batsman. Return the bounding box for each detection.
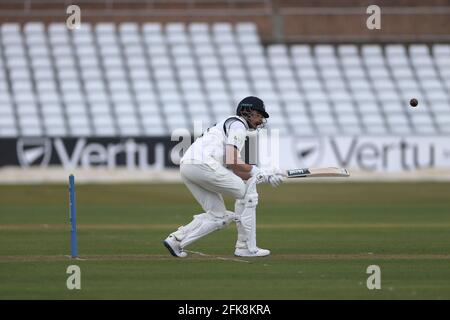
[163,96,285,258]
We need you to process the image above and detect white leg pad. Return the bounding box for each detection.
[235,199,246,246]
[240,194,258,252]
[172,211,236,248]
[235,176,259,252]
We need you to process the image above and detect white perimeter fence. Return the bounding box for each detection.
[1,135,450,183]
[1,167,450,184]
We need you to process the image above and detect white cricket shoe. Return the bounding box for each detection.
[234,247,270,257]
[163,235,187,258]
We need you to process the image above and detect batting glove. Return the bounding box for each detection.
[268,174,285,187]
[250,166,270,184]
[267,167,285,187]
[250,166,285,187]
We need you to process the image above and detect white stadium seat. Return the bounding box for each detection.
[0,23,448,137]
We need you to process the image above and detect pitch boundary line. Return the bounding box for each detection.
[2,223,450,230]
[184,250,250,263]
[1,253,449,262]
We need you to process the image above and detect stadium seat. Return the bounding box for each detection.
[0,23,448,138]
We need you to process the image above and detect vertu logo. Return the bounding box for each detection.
[293,137,324,168]
[16,138,52,167]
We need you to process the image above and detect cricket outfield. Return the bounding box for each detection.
[1,182,449,299]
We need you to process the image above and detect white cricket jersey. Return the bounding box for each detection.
[181,116,249,169]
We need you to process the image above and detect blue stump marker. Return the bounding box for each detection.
[69,174,78,258]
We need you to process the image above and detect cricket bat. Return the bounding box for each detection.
[284,167,350,178]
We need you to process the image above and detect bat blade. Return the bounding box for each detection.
[285,167,350,178]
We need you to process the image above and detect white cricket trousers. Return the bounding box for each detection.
[180,163,247,218]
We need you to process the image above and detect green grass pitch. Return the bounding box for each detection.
[1,182,450,299]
